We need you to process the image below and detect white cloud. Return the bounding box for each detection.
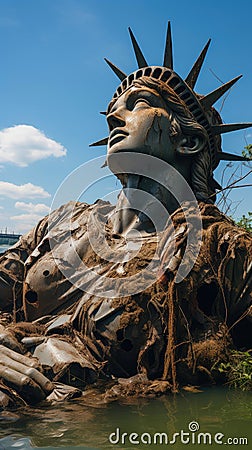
[11,213,45,222]
[10,213,45,233]
[15,201,50,214]
[0,181,50,199]
[0,125,66,166]
[11,204,51,232]
[12,203,50,232]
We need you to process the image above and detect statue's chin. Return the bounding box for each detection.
[107,150,135,177]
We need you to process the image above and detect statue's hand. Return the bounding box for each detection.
[0,324,26,353]
[0,344,54,404]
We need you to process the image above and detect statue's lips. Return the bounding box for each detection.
[109,129,129,148]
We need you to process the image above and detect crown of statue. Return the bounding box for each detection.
[90,22,251,171]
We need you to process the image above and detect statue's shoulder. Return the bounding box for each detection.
[49,199,114,224]
[50,200,90,218]
[169,202,252,250]
[200,203,252,251]
[200,203,250,230]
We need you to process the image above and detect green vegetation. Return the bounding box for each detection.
[242,144,252,160]
[218,350,252,391]
[233,145,252,231]
[236,212,252,232]
[217,146,252,390]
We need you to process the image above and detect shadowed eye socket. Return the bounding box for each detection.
[126,89,162,111]
[127,95,151,111]
[133,98,151,108]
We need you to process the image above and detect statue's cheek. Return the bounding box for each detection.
[145,112,173,156]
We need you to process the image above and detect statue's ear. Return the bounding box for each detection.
[176,135,206,156]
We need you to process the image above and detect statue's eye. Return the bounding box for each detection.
[133,98,150,108]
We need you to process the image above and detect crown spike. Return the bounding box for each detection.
[217,151,250,162]
[89,137,108,147]
[185,39,211,88]
[163,21,173,69]
[212,123,252,135]
[128,27,148,68]
[104,58,127,81]
[200,75,242,110]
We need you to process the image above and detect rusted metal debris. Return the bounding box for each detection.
[0,201,250,406]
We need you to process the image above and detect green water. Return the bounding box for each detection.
[0,245,251,449]
[0,387,251,449]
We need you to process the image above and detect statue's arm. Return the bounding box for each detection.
[0,201,90,312]
[0,214,49,311]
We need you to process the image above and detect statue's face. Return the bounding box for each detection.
[106,86,177,165]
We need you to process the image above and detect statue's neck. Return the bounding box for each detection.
[110,173,183,236]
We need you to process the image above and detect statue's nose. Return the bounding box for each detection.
[107,112,126,131]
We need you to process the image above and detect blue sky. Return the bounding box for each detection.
[0,0,251,233]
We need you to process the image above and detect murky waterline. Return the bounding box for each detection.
[0,245,251,448]
[0,387,251,449]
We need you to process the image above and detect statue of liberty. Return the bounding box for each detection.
[0,23,251,407]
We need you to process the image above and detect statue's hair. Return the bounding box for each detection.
[108,76,218,202]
